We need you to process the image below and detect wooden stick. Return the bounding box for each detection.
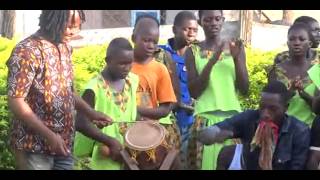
[120,149,139,170]
[159,149,178,170]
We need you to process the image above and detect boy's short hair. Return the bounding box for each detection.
[198,10,223,20]
[174,11,197,27]
[262,80,291,105]
[294,16,318,26]
[134,14,160,28]
[106,37,133,60]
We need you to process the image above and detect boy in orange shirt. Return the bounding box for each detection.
[131,14,181,169]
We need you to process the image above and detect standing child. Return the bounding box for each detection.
[185,10,249,170]
[157,11,198,169]
[131,14,181,169]
[74,38,139,170]
[274,16,320,65]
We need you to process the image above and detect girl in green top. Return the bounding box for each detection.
[269,23,320,126]
[74,38,139,170]
[185,10,249,170]
[274,16,320,65]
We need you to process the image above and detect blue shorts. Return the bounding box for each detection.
[15,150,74,170]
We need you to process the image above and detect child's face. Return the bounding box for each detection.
[287,28,310,57]
[108,50,133,79]
[309,21,320,48]
[133,28,159,58]
[174,19,198,46]
[200,10,224,38]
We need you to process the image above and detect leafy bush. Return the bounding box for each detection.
[0,37,16,95]
[239,48,277,110]
[0,37,16,169]
[72,44,107,93]
[0,37,280,169]
[0,95,14,170]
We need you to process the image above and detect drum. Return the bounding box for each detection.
[124,121,169,170]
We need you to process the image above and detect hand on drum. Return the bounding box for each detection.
[107,138,123,162]
[100,139,123,162]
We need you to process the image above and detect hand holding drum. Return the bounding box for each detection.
[100,145,110,157]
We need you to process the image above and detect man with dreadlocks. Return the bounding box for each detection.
[6,10,115,170]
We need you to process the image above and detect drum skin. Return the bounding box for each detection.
[124,121,169,170]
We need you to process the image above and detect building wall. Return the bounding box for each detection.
[81,10,104,29]
[102,10,130,28]
[165,10,240,24]
[82,10,131,29]
[3,10,320,51]
[81,10,242,29]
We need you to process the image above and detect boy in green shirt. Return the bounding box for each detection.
[75,38,139,170]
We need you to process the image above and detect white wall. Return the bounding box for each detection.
[251,22,288,51]
[15,10,41,38]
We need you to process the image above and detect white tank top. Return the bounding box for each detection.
[228,144,243,170]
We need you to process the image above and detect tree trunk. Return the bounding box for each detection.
[240,10,253,45]
[1,10,16,39]
[282,10,294,25]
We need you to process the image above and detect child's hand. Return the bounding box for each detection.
[107,139,123,162]
[91,111,113,128]
[178,102,194,115]
[209,44,224,62]
[229,38,244,61]
[294,79,304,93]
[100,145,110,157]
[289,76,303,92]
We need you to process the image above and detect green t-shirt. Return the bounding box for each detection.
[74,72,139,170]
[190,44,242,120]
[271,63,320,126]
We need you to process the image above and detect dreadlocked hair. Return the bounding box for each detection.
[39,10,86,44]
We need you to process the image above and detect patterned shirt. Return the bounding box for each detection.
[274,48,320,65]
[96,74,130,113]
[7,32,75,154]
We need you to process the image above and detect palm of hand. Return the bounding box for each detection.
[229,39,243,59]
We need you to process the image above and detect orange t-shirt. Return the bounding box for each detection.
[131,59,177,108]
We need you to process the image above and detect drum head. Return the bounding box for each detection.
[125,121,166,151]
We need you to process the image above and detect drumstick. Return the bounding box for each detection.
[110,121,137,124]
[111,120,160,124]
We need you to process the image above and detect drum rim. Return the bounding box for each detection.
[124,121,166,151]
